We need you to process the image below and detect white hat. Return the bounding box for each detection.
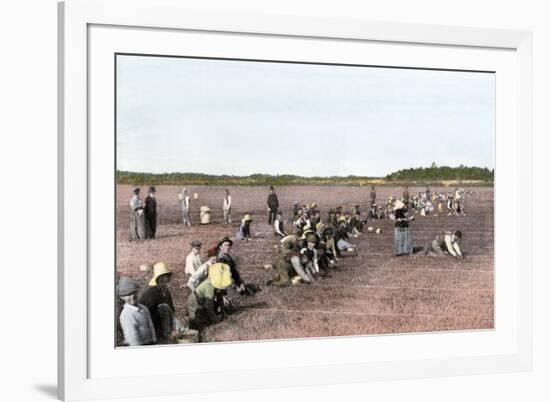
[393,200,405,211]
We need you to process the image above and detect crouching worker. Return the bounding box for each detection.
[270,236,314,286]
[335,216,357,255]
[236,214,252,241]
[187,262,232,330]
[140,262,183,344]
[118,276,157,346]
[425,230,464,259]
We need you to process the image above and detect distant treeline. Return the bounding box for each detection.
[385,164,494,182]
[116,171,380,186]
[117,165,493,186]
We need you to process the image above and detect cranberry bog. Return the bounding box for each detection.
[116,185,494,343]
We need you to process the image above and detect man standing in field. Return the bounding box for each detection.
[144,186,158,239]
[403,185,410,205]
[222,189,232,224]
[267,186,279,225]
[370,185,377,207]
[180,188,191,226]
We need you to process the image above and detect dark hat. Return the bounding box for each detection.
[217,236,234,248]
[148,186,156,193]
[190,240,202,248]
[117,276,139,296]
[133,187,140,194]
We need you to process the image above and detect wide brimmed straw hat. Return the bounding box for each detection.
[208,263,233,289]
[300,228,314,239]
[338,216,347,223]
[393,199,406,211]
[149,262,172,286]
[242,214,252,222]
[305,233,318,243]
[281,235,298,250]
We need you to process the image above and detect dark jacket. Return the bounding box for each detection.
[335,225,349,242]
[267,193,279,210]
[139,286,175,338]
[217,252,243,287]
[394,208,410,228]
[144,195,157,237]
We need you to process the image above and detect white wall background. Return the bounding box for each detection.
[0,0,547,401]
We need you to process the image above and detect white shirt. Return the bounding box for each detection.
[187,260,214,290]
[119,303,156,346]
[223,195,232,210]
[185,252,202,275]
[181,195,190,210]
[130,195,142,209]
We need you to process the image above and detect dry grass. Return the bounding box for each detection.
[116,185,494,343]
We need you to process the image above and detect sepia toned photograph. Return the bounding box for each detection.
[115,54,495,347]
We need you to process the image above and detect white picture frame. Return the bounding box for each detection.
[58,0,533,400]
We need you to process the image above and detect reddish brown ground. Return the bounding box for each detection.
[117,185,494,343]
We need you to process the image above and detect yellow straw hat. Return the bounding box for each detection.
[149,262,172,286]
[242,214,252,222]
[208,263,233,289]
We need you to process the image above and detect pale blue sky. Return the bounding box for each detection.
[116,55,495,177]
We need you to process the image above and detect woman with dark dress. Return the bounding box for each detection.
[393,199,414,256]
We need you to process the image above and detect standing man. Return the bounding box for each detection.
[180,188,191,226]
[403,185,410,205]
[144,186,158,239]
[267,185,279,225]
[370,185,377,207]
[222,189,232,224]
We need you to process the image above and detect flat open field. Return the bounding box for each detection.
[116,185,494,343]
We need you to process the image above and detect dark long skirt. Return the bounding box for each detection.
[144,212,157,239]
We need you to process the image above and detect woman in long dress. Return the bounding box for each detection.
[129,187,146,241]
[394,199,414,256]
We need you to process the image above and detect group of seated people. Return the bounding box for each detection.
[118,189,470,347]
[118,234,256,347]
